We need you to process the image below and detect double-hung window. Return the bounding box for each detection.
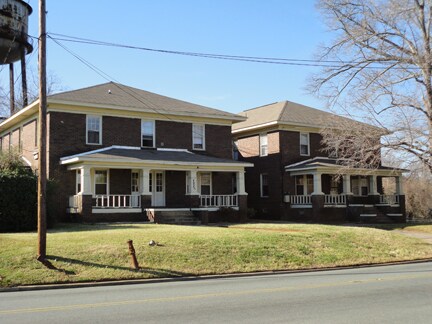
[141,120,155,148]
[95,170,108,195]
[260,173,269,197]
[192,124,205,150]
[300,133,310,156]
[260,133,268,157]
[86,115,102,145]
[200,172,211,195]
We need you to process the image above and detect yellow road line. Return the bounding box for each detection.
[1,272,432,315]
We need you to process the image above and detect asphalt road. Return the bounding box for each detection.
[1,262,432,324]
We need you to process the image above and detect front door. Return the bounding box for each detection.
[152,171,165,206]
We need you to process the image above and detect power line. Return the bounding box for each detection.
[48,35,223,141]
[46,32,418,70]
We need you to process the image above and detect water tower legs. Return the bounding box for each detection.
[20,46,28,107]
[9,63,14,116]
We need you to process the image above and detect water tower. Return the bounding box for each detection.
[0,0,32,115]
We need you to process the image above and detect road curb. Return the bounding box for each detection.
[2,258,432,293]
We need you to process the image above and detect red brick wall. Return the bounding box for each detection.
[212,172,234,195]
[1,133,10,152]
[22,119,37,168]
[11,128,20,150]
[109,169,131,194]
[165,171,188,207]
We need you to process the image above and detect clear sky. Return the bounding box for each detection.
[2,0,333,114]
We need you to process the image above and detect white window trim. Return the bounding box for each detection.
[192,123,206,151]
[141,119,156,148]
[198,172,212,195]
[86,115,102,145]
[259,133,268,157]
[300,132,310,156]
[93,169,109,196]
[260,173,269,198]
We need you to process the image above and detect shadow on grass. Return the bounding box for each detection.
[47,255,190,277]
[48,222,153,233]
[345,223,431,231]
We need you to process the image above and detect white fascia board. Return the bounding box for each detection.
[61,155,253,168]
[47,99,245,123]
[232,121,278,134]
[0,100,39,132]
[157,148,191,153]
[286,165,403,177]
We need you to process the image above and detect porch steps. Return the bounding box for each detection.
[147,210,201,225]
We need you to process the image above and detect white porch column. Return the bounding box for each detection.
[368,175,378,195]
[311,172,324,195]
[342,174,352,195]
[80,166,92,195]
[140,168,152,195]
[395,175,404,195]
[236,171,247,195]
[189,170,199,195]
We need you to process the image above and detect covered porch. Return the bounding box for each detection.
[284,157,406,223]
[61,146,252,222]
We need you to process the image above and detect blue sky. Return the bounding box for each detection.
[5,0,332,114]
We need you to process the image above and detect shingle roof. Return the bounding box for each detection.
[49,82,243,121]
[61,146,252,167]
[232,100,375,132]
[284,157,405,172]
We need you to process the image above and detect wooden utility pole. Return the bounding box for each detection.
[37,0,47,262]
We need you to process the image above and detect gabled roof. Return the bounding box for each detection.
[232,100,376,133]
[49,82,244,121]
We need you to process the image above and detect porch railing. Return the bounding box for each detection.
[94,194,141,208]
[69,195,80,208]
[200,195,238,207]
[286,195,312,205]
[325,194,346,205]
[379,194,399,205]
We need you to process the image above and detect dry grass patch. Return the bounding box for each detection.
[1,222,431,287]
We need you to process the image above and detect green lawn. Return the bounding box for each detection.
[1,222,432,288]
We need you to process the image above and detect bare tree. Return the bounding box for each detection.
[311,0,432,175]
[0,69,64,117]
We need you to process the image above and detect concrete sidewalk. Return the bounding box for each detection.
[394,230,432,244]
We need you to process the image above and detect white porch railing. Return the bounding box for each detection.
[325,194,346,205]
[68,195,80,208]
[285,195,312,205]
[379,195,399,205]
[200,195,238,207]
[94,194,141,208]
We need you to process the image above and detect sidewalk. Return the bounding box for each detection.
[393,230,432,245]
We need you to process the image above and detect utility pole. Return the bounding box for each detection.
[37,0,47,262]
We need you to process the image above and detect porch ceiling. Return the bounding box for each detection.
[60,146,253,170]
[285,157,406,176]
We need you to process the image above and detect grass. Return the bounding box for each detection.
[1,222,432,288]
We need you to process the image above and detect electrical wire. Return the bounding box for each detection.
[46,32,419,70]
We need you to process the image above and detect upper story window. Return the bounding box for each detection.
[141,120,155,148]
[86,115,102,145]
[260,133,268,157]
[300,133,310,156]
[192,124,205,150]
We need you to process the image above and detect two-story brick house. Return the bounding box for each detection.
[0,82,252,223]
[232,100,406,223]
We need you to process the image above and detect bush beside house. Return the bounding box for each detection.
[0,151,55,232]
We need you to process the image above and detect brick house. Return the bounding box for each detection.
[0,82,252,223]
[232,100,406,223]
